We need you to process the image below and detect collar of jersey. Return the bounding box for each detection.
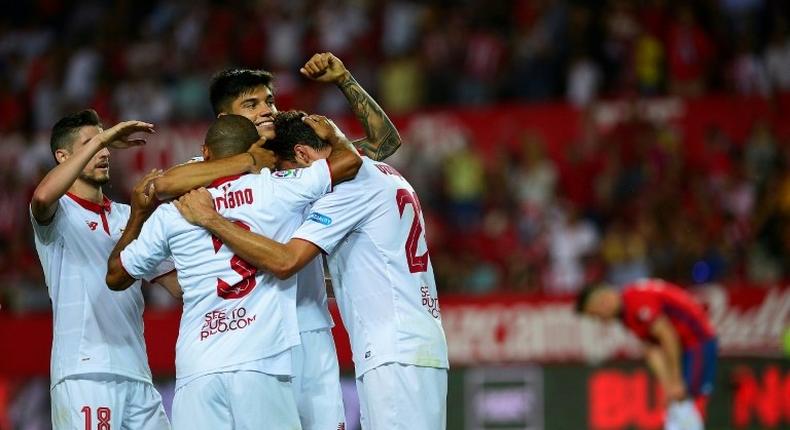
[209,174,245,188]
[66,192,112,214]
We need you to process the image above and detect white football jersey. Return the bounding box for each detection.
[293,158,449,376]
[187,156,333,332]
[31,193,173,388]
[296,215,333,332]
[120,160,332,387]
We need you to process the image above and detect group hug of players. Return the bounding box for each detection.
[30,51,717,430]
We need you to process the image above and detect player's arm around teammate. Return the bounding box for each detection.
[106,169,171,291]
[301,52,402,161]
[152,138,276,200]
[177,191,319,280]
[31,118,153,223]
[174,114,358,278]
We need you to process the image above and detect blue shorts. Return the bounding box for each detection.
[682,338,718,397]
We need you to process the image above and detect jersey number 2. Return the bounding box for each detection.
[396,189,429,273]
[211,220,258,299]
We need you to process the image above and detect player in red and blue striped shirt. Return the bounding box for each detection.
[577,279,717,429]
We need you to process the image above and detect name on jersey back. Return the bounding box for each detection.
[214,185,254,211]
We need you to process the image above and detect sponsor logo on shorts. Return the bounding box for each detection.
[272,169,302,179]
[308,212,332,225]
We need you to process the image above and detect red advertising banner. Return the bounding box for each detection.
[0,285,786,376]
[586,363,790,430]
[442,285,790,365]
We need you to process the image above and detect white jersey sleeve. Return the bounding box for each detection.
[29,201,67,245]
[269,159,333,208]
[143,258,176,283]
[292,187,367,254]
[120,207,171,280]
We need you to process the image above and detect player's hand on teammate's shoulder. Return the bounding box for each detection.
[131,169,164,216]
[300,52,349,84]
[95,120,155,149]
[247,137,277,173]
[303,114,346,144]
[174,188,218,227]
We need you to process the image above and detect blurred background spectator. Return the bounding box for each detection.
[0,0,789,312]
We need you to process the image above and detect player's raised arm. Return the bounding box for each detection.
[31,117,153,223]
[153,139,276,200]
[175,189,320,279]
[301,52,402,161]
[302,114,362,185]
[107,169,163,290]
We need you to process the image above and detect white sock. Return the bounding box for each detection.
[665,399,703,430]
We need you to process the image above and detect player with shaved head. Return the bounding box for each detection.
[106,113,361,429]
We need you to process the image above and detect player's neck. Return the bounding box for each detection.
[279,160,300,170]
[68,179,104,204]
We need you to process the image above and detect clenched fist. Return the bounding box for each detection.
[300,52,349,84]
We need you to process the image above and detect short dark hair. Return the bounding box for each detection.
[204,114,260,159]
[575,284,603,314]
[209,68,274,116]
[50,109,102,158]
[266,111,328,162]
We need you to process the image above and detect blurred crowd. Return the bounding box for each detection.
[1,0,789,132]
[0,0,789,311]
[419,113,790,295]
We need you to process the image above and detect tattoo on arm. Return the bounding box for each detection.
[338,73,401,161]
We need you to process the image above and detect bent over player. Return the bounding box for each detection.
[176,112,449,430]
[576,279,718,430]
[30,110,177,429]
[106,114,361,429]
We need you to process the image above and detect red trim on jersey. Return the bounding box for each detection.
[325,158,334,192]
[209,174,244,188]
[66,192,112,235]
[66,192,112,214]
[150,268,177,284]
[99,211,109,234]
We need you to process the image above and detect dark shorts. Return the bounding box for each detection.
[682,338,718,397]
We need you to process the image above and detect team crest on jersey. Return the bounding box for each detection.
[307,212,332,225]
[272,169,302,179]
[86,221,98,231]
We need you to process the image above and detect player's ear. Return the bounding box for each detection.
[293,144,309,164]
[54,148,71,165]
[201,145,210,161]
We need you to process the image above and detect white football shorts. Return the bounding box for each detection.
[172,370,300,430]
[292,328,346,430]
[51,373,170,430]
[356,362,447,430]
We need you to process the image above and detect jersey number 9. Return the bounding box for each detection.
[211,220,258,299]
